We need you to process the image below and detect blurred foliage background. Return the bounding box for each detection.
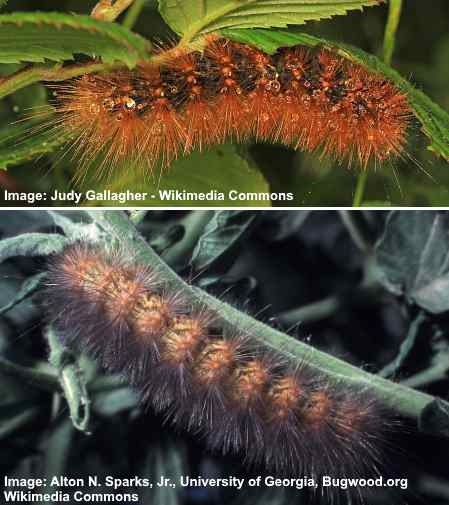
[0,0,448,206]
[1,209,449,504]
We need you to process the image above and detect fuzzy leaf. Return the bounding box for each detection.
[0,12,152,67]
[0,272,46,316]
[190,210,258,271]
[376,211,449,314]
[46,326,91,433]
[0,233,68,263]
[222,28,449,161]
[158,0,382,40]
[0,1,7,10]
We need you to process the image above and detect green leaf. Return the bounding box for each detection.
[158,0,382,40]
[0,233,68,263]
[0,12,152,67]
[0,118,69,170]
[43,419,74,483]
[78,145,272,207]
[0,1,8,10]
[190,210,258,271]
[0,272,46,316]
[260,210,311,241]
[46,326,91,433]
[93,387,138,416]
[0,356,60,392]
[0,402,38,440]
[378,311,426,378]
[375,211,449,314]
[221,28,449,161]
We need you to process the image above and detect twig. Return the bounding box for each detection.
[278,296,341,326]
[0,61,124,100]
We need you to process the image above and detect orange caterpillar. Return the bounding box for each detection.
[52,37,412,176]
[43,241,393,502]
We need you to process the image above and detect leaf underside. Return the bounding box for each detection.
[376,211,449,314]
[158,0,383,39]
[0,12,152,67]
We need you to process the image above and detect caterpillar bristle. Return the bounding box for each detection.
[45,37,411,179]
[43,241,396,502]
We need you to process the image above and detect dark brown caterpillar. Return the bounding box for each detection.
[43,241,393,500]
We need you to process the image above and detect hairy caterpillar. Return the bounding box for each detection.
[43,241,394,501]
[51,37,411,178]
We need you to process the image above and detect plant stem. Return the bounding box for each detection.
[129,210,149,225]
[0,356,59,391]
[382,0,403,65]
[0,61,123,100]
[123,0,146,29]
[379,311,426,378]
[88,210,446,424]
[277,284,381,326]
[401,363,449,389]
[338,210,373,254]
[278,296,341,326]
[162,210,214,266]
[352,169,369,207]
[91,0,135,22]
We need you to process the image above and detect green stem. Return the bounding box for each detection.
[278,296,341,326]
[401,363,449,389]
[352,169,369,207]
[338,210,373,254]
[122,0,146,29]
[277,283,381,326]
[382,0,403,65]
[379,311,426,378]
[0,61,123,100]
[0,356,60,391]
[162,210,214,266]
[88,210,446,423]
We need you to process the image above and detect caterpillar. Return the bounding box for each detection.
[51,36,412,178]
[43,240,394,501]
